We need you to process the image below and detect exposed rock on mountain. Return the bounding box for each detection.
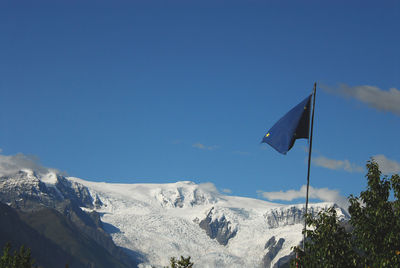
[199,207,237,245]
[0,170,140,268]
[262,236,285,268]
[264,204,348,228]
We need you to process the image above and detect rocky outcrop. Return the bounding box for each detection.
[262,236,285,268]
[0,170,97,210]
[199,207,237,246]
[0,170,59,208]
[264,205,348,228]
[55,175,95,208]
[264,236,277,249]
[0,170,140,267]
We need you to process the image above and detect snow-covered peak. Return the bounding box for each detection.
[63,177,349,267]
[40,171,58,185]
[1,172,350,268]
[1,169,41,189]
[9,168,58,186]
[153,182,219,208]
[0,169,96,208]
[20,168,36,178]
[67,178,222,210]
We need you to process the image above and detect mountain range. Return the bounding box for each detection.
[0,169,348,267]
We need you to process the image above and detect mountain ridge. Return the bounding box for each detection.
[66,176,348,267]
[0,170,348,267]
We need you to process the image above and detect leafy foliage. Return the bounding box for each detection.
[291,159,400,267]
[0,243,36,268]
[291,207,359,267]
[167,256,194,268]
[349,160,400,267]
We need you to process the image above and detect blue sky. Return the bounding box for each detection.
[1,0,399,207]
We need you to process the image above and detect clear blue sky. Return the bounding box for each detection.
[1,0,399,205]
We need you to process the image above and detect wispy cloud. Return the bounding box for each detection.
[0,152,58,177]
[259,185,348,209]
[321,84,400,116]
[198,182,220,195]
[222,188,232,194]
[372,154,400,174]
[312,155,363,173]
[192,142,219,151]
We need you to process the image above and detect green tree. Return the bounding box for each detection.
[15,245,33,268]
[167,256,193,268]
[0,243,36,268]
[0,243,12,268]
[291,159,400,267]
[348,160,400,267]
[291,207,359,267]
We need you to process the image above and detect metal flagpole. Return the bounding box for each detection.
[303,82,317,251]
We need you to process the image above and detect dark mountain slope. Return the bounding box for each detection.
[0,170,140,267]
[0,201,78,268]
[19,206,133,268]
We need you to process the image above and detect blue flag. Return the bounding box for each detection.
[262,94,312,154]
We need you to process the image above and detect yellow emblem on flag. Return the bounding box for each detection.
[265,133,270,138]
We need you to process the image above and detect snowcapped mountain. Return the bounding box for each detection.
[0,170,349,268]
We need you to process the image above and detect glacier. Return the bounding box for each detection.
[0,170,348,267]
[67,177,347,268]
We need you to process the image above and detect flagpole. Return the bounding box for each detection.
[303,82,317,250]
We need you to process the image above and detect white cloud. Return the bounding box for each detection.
[312,155,363,173]
[0,153,57,177]
[192,143,206,149]
[372,154,400,174]
[321,84,400,116]
[192,142,219,151]
[259,185,348,209]
[222,188,232,194]
[198,182,220,195]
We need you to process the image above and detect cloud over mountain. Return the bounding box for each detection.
[259,185,348,209]
[0,152,57,177]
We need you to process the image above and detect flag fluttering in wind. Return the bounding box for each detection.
[260,83,317,251]
[261,94,312,154]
